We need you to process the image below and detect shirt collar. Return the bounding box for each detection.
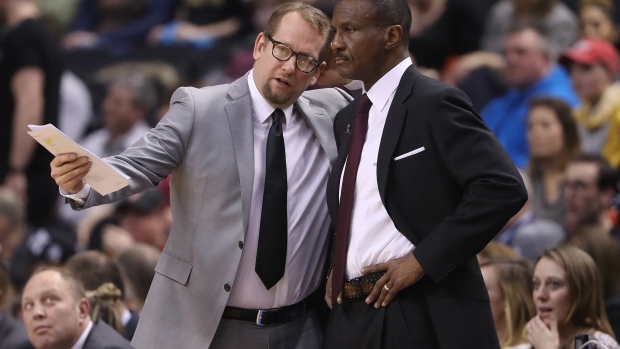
[248,69,295,125]
[366,57,412,113]
[71,321,93,349]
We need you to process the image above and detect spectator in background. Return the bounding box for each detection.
[407,0,485,72]
[21,267,132,349]
[147,0,251,50]
[0,264,33,349]
[480,258,536,349]
[35,0,81,36]
[526,97,581,227]
[561,38,620,168]
[112,189,169,250]
[482,0,578,53]
[578,0,619,50]
[115,243,159,313]
[563,155,617,234]
[566,228,620,301]
[496,171,566,260]
[526,246,619,349]
[65,0,176,54]
[65,251,139,340]
[478,242,521,264]
[0,189,27,269]
[0,0,63,228]
[482,22,579,168]
[79,74,156,159]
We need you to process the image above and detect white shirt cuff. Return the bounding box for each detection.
[59,184,91,205]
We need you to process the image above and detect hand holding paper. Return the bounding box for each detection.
[28,124,130,196]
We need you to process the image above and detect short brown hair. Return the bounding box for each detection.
[29,266,86,302]
[262,2,333,62]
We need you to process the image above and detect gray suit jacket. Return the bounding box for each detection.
[74,73,352,348]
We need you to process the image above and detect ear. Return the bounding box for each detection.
[310,61,328,86]
[253,33,267,61]
[77,298,90,323]
[384,25,403,51]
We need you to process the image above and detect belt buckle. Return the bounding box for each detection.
[256,309,275,327]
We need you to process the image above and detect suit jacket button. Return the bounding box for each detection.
[224,284,231,292]
[238,241,244,250]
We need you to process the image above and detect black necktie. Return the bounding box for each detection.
[256,109,288,290]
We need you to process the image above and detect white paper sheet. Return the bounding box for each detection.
[28,124,130,196]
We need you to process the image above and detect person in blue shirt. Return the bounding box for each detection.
[481,22,579,168]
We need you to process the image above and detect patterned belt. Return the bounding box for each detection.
[342,272,386,299]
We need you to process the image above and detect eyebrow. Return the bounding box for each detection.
[271,36,318,60]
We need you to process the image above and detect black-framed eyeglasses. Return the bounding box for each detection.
[266,35,321,73]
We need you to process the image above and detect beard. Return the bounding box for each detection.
[261,79,293,106]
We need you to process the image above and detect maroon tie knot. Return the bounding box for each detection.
[357,94,372,115]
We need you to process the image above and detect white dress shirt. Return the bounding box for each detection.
[341,58,415,280]
[71,321,93,349]
[225,70,332,309]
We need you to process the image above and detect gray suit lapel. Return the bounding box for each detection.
[296,96,338,163]
[225,74,254,236]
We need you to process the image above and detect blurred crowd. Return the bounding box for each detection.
[1,0,620,348]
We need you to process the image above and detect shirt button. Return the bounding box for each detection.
[224,284,231,292]
[238,241,244,250]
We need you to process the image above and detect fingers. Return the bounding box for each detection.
[361,262,389,276]
[51,155,91,193]
[365,273,386,305]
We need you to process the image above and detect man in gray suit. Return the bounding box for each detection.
[50,2,352,348]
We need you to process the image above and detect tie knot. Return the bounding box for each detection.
[271,109,285,136]
[271,108,285,124]
[357,94,372,115]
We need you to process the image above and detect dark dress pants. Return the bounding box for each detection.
[323,282,441,349]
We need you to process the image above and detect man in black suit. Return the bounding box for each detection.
[21,267,132,349]
[323,0,527,348]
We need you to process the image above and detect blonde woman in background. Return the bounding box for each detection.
[481,258,536,348]
[526,246,619,349]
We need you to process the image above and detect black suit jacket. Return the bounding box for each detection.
[83,321,133,349]
[327,66,527,348]
[0,312,33,349]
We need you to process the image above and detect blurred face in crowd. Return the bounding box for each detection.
[504,29,550,90]
[532,257,571,327]
[120,208,169,249]
[331,0,387,89]
[481,265,506,330]
[569,63,612,104]
[527,105,564,160]
[252,12,326,109]
[563,162,606,227]
[22,270,89,349]
[102,85,144,136]
[580,5,617,42]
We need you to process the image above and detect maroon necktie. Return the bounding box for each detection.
[331,94,372,304]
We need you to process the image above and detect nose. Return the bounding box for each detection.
[281,55,296,74]
[32,303,45,320]
[535,286,549,302]
[331,31,343,52]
